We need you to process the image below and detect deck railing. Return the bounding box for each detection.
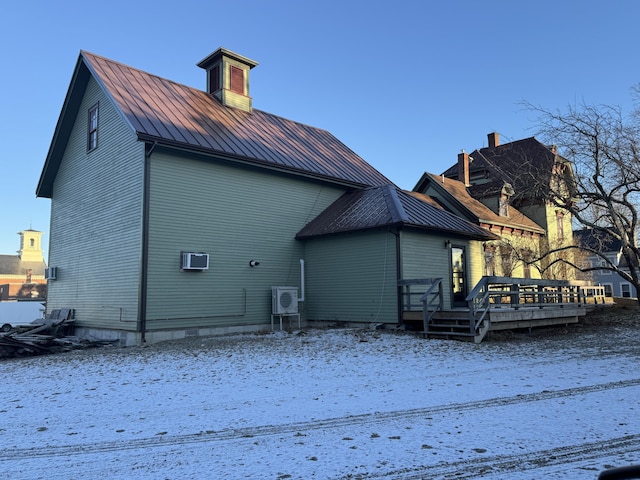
[398,278,444,333]
[467,276,589,336]
[579,285,608,304]
[401,277,596,339]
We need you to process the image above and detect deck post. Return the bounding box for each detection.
[511,283,520,309]
[537,285,544,308]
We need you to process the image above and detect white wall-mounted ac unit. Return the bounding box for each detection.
[272,286,299,314]
[181,252,209,270]
[45,266,57,280]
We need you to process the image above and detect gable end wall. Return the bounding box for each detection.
[47,77,144,330]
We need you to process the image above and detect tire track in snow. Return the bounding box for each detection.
[345,434,640,479]
[2,378,639,460]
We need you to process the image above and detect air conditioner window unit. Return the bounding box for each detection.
[181,252,209,270]
[45,266,57,280]
[272,286,299,314]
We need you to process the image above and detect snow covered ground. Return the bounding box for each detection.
[2,313,639,479]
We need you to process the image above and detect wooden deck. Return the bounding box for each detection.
[404,305,585,340]
[400,276,599,343]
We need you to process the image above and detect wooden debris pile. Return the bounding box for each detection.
[0,308,83,359]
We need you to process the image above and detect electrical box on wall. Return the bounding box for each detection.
[181,252,209,271]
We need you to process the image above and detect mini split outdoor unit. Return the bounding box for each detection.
[181,252,209,270]
[272,286,299,314]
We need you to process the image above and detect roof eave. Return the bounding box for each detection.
[401,223,499,241]
[478,218,545,235]
[139,134,372,189]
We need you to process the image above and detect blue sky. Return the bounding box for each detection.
[1,0,639,258]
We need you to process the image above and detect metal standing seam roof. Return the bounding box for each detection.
[79,51,391,188]
[296,185,497,240]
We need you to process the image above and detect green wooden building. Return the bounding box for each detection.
[37,48,493,345]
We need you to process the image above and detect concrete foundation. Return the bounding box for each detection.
[74,323,279,347]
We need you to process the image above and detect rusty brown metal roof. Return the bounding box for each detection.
[38,51,393,198]
[415,174,546,235]
[296,185,497,240]
[85,51,390,187]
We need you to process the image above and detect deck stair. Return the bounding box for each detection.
[426,310,488,343]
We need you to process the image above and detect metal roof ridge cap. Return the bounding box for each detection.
[382,185,409,223]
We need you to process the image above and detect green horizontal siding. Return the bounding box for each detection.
[303,230,398,324]
[145,151,345,329]
[400,231,453,307]
[400,231,481,308]
[47,77,143,330]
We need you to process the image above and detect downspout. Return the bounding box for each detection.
[138,141,156,344]
[299,259,305,302]
[392,228,402,326]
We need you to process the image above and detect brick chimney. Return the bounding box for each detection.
[488,132,500,148]
[458,150,470,186]
[197,47,258,113]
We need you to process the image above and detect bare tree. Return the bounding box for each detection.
[524,90,640,302]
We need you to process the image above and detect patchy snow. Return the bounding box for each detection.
[2,314,639,479]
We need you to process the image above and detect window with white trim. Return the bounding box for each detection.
[621,283,632,298]
[88,103,99,151]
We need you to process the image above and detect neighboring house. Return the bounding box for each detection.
[413,172,546,279]
[36,48,494,345]
[574,228,638,299]
[0,230,47,301]
[439,133,576,280]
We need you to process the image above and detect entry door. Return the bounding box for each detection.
[451,246,467,307]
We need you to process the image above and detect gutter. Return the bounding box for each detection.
[135,133,379,190]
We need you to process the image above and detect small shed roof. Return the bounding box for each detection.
[296,185,497,240]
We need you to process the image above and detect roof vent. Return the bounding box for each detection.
[197,47,258,113]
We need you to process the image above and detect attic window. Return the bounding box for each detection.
[87,103,99,151]
[230,65,244,94]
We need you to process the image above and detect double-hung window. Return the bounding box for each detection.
[88,103,99,151]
